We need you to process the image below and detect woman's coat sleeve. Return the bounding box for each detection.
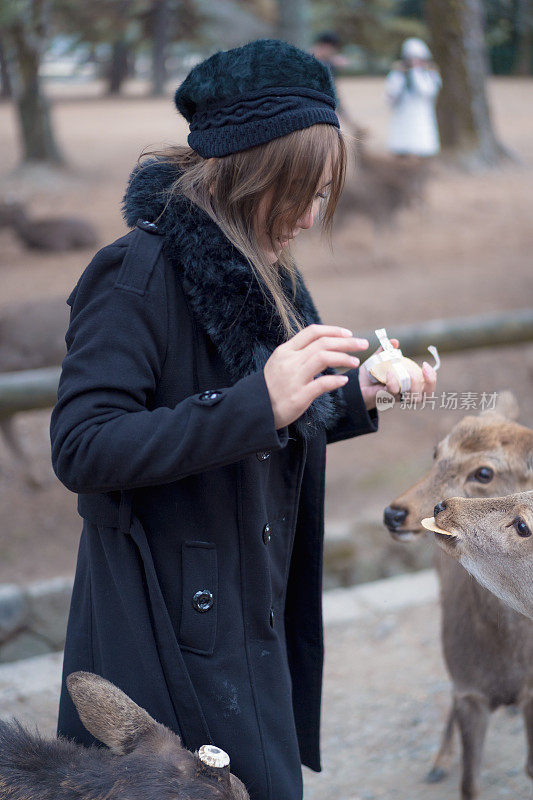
[385,69,406,104]
[50,242,288,494]
[325,367,379,445]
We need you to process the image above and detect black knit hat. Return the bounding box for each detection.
[174,39,339,158]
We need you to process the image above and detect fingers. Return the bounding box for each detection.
[374,338,400,355]
[287,324,354,351]
[384,369,400,397]
[409,360,437,398]
[302,335,369,356]
[301,338,369,379]
[303,372,350,406]
[301,350,360,382]
[383,361,438,401]
[409,364,424,398]
[286,324,370,352]
[422,361,437,394]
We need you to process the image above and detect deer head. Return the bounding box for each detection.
[383,391,533,541]
[66,672,249,799]
[424,491,533,620]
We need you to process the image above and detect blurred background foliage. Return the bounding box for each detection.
[1,0,532,96]
[0,0,530,165]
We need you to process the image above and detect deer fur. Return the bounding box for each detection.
[0,297,69,485]
[432,490,533,621]
[334,129,430,240]
[0,671,249,800]
[0,200,97,251]
[0,297,69,372]
[383,392,533,799]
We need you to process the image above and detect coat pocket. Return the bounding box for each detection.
[179,541,218,656]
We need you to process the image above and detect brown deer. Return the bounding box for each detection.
[333,127,430,265]
[0,296,69,485]
[0,199,97,251]
[0,297,69,372]
[0,671,249,800]
[427,490,533,621]
[383,392,533,799]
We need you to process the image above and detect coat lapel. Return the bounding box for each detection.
[122,159,345,440]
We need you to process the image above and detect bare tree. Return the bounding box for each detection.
[106,37,131,95]
[276,0,309,50]
[53,0,140,97]
[0,36,12,99]
[150,0,169,96]
[1,0,64,164]
[425,0,509,169]
[515,0,533,75]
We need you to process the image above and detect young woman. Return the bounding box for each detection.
[50,39,437,800]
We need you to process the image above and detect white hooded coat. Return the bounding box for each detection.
[385,39,441,157]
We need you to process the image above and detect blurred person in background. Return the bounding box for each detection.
[311,31,349,78]
[311,31,359,132]
[385,37,441,158]
[50,39,437,800]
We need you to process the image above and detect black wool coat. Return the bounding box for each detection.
[50,161,379,800]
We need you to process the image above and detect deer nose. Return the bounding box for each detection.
[384,506,408,530]
[434,501,447,517]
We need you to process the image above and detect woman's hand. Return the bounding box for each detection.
[264,324,369,430]
[358,338,438,410]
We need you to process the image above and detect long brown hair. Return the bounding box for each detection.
[142,124,346,338]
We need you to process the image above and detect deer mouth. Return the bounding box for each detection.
[421,517,461,550]
[434,530,459,549]
[389,529,422,542]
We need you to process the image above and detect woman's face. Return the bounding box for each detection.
[255,154,333,264]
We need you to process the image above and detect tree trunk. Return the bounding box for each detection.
[425,0,508,169]
[515,0,533,75]
[8,1,64,164]
[151,0,169,97]
[0,37,13,99]
[106,39,130,95]
[276,0,310,50]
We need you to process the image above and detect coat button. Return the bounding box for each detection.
[199,390,221,401]
[269,607,275,628]
[192,590,214,612]
[262,523,272,544]
[136,218,159,233]
[256,450,270,461]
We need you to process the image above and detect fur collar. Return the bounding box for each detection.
[122,159,345,440]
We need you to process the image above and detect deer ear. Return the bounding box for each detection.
[66,672,159,754]
[479,390,519,421]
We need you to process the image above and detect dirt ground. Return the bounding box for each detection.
[0,76,532,583]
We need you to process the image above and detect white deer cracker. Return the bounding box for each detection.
[421,517,456,537]
[363,328,440,393]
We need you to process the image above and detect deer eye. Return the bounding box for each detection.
[469,466,494,483]
[507,516,531,538]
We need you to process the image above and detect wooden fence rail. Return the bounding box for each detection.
[0,367,61,418]
[0,310,532,417]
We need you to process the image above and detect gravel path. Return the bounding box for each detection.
[0,572,531,800]
[305,609,531,798]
